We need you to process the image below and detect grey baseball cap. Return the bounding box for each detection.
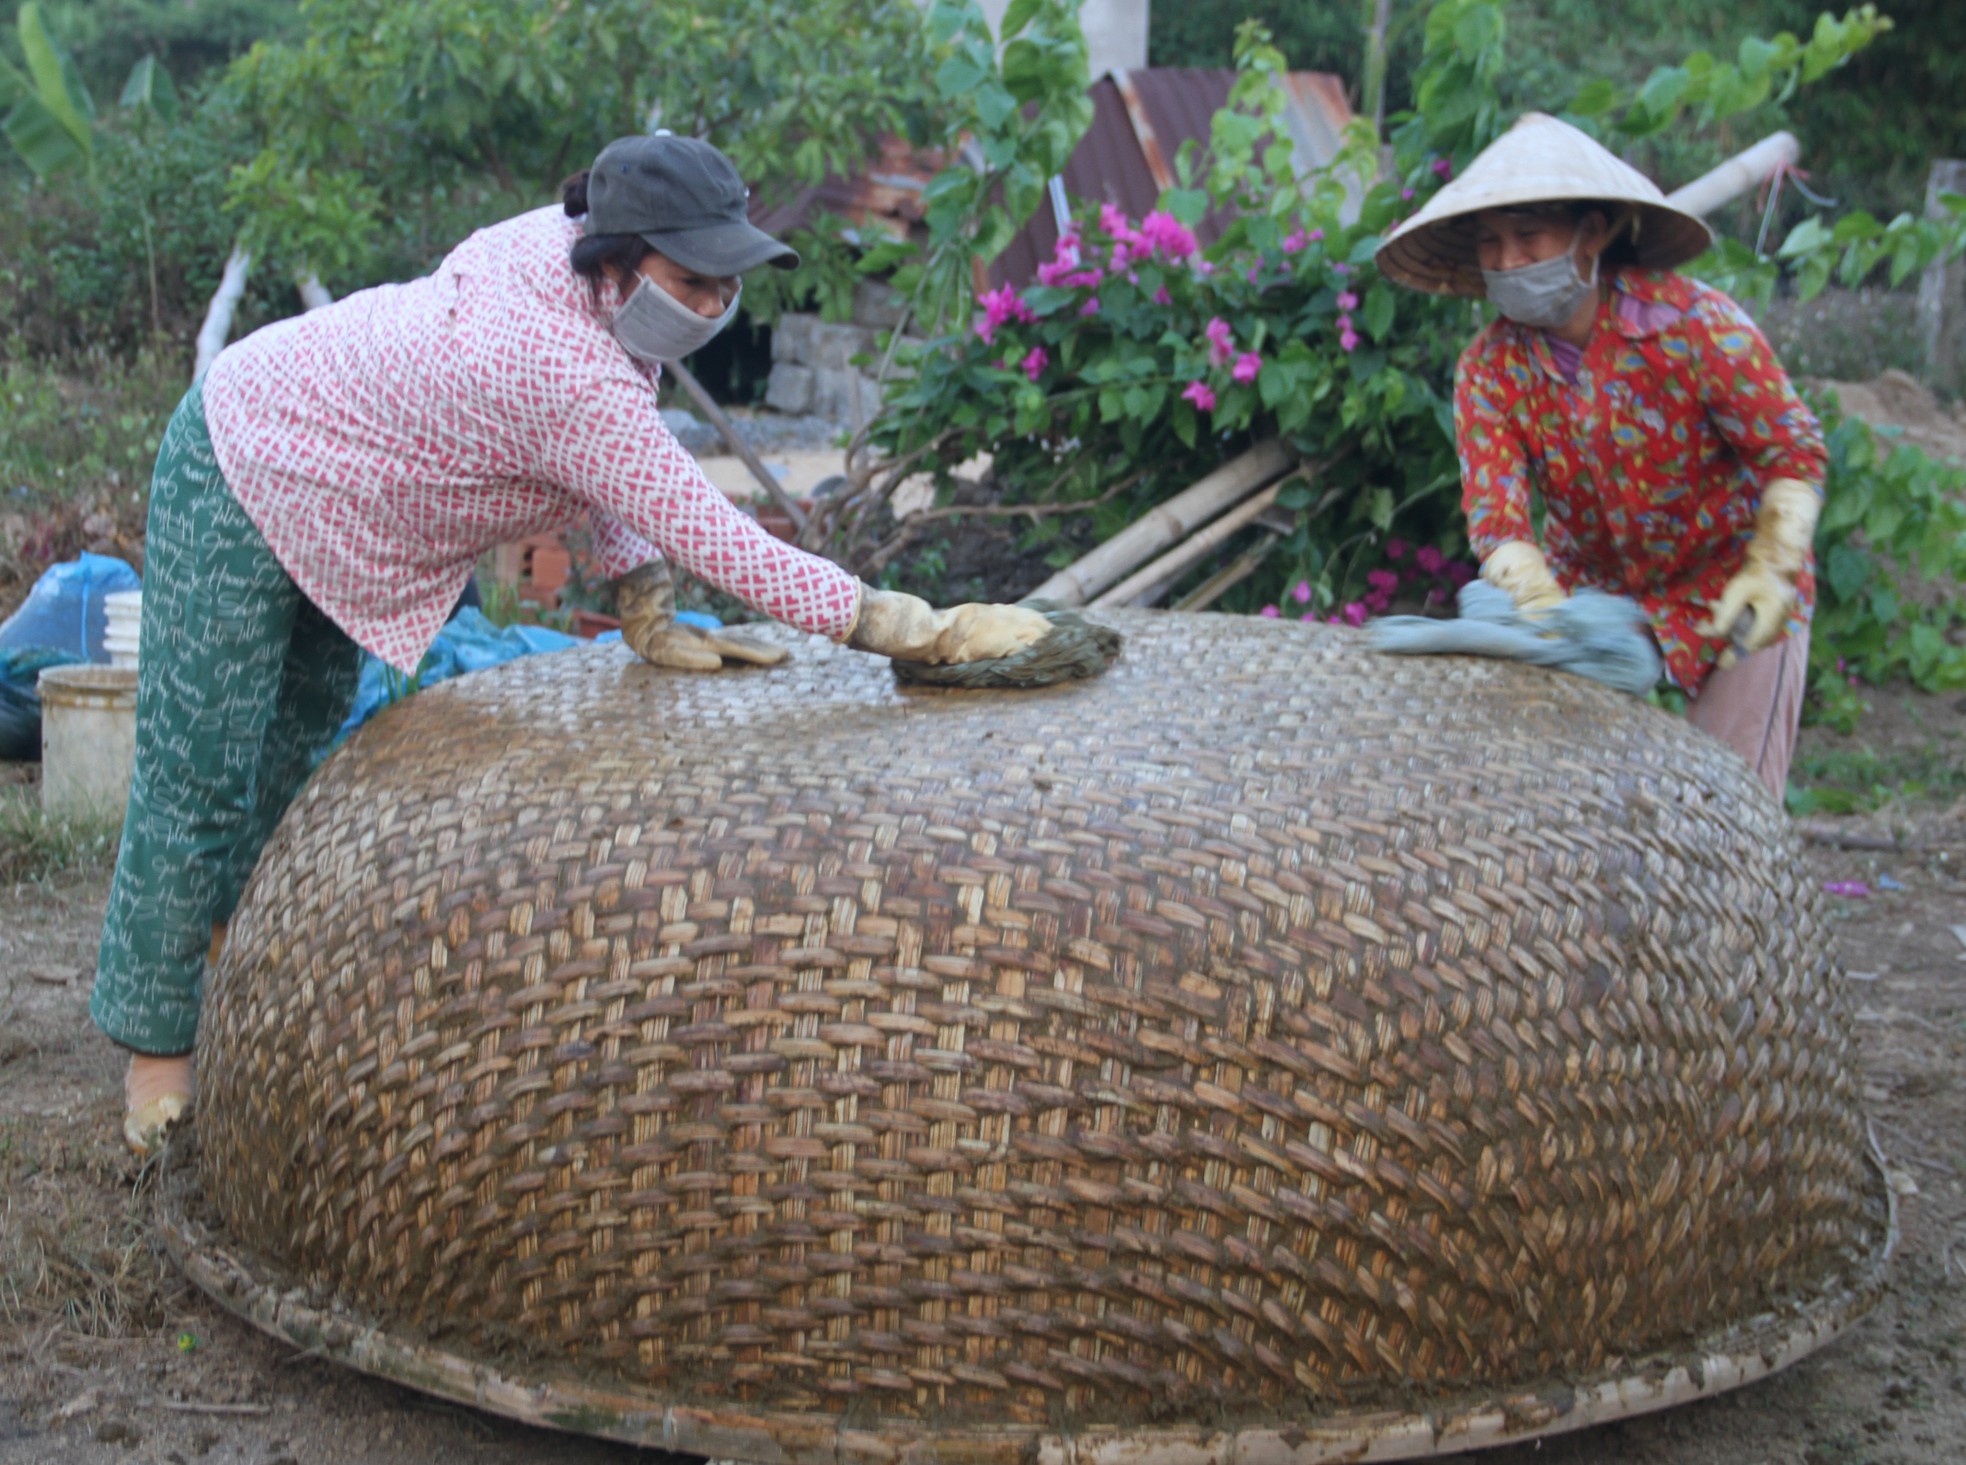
[585,134,800,274]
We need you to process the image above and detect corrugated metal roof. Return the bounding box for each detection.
[749,134,945,244]
[992,68,1356,287]
[752,68,1356,286]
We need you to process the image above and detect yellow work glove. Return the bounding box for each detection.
[846,584,1050,665]
[1696,477,1821,663]
[616,560,788,671]
[1480,539,1567,615]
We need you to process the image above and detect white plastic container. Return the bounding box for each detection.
[103,589,143,669]
[39,665,139,824]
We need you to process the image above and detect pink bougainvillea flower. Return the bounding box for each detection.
[1259,604,1281,618]
[1367,569,1399,595]
[1445,560,1476,587]
[1204,316,1235,366]
[1246,265,1262,284]
[1138,209,1199,260]
[1020,346,1048,381]
[1153,285,1172,306]
[1300,611,1319,622]
[1181,379,1216,412]
[974,282,1035,344]
[1415,545,1446,575]
[1079,296,1101,317]
[1386,537,1409,559]
[1400,187,1415,201]
[1432,157,1454,180]
[1036,257,1074,287]
[1332,261,1352,276]
[1282,227,1311,254]
[1340,602,1369,627]
[1232,351,1262,384]
[1336,290,1358,311]
[1099,202,1134,240]
[1338,319,1361,352]
[1291,579,1313,605]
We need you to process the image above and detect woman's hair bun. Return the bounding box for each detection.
[561,170,591,218]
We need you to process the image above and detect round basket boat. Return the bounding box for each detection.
[160,611,1892,1463]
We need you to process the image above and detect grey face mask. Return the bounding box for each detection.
[611,275,741,364]
[1481,249,1598,329]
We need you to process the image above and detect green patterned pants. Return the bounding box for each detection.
[91,384,363,1056]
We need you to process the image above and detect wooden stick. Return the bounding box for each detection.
[158,1400,271,1416]
[193,244,253,382]
[664,360,808,535]
[1026,439,1294,606]
[295,272,334,311]
[1091,479,1287,608]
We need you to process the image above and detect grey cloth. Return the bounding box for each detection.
[1367,580,1662,696]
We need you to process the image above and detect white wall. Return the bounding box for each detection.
[968,0,1149,78]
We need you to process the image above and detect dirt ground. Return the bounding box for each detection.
[1,752,1962,1465]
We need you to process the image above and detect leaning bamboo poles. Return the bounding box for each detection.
[1028,438,1298,606]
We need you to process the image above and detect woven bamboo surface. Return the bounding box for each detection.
[190,612,1890,1445]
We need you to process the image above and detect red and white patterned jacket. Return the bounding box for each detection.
[200,206,862,674]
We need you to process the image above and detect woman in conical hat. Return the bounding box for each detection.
[1377,113,1826,799]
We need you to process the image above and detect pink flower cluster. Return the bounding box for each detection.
[1267,541,1479,628]
[1093,204,1199,268]
[1282,226,1323,255]
[974,283,1036,345]
[1334,272,1361,353]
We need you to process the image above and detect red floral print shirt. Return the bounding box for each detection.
[1453,268,1826,694]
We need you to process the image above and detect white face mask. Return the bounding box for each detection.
[1481,247,1599,329]
[611,275,741,364]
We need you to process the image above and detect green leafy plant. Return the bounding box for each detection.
[219,0,936,294]
[1806,391,1966,694]
[0,1,178,178]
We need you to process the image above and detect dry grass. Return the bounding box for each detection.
[0,1111,170,1342]
[0,784,119,887]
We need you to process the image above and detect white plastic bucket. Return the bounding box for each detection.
[39,665,139,823]
[103,589,143,669]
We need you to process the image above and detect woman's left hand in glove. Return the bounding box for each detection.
[617,559,788,671]
[1696,478,1822,664]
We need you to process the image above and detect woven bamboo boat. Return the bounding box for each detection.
[162,612,1892,1461]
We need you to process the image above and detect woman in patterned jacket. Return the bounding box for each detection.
[1375,114,1826,799]
[100,133,1050,1154]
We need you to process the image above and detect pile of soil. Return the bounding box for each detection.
[1812,370,1966,464]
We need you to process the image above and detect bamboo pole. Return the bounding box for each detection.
[1173,531,1284,611]
[664,359,809,534]
[1027,438,1294,606]
[1665,132,1799,217]
[1091,479,1288,608]
[193,244,253,382]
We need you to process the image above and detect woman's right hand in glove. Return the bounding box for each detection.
[846,584,1050,664]
[1480,540,1567,615]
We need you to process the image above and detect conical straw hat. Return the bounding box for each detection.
[1376,112,1715,296]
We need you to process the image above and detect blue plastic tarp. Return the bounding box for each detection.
[0,552,141,663]
[334,607,723,744]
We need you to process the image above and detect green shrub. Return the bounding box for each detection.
[0,342,180,510]
[0,88,290,360]
[1806,390,1966,696]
